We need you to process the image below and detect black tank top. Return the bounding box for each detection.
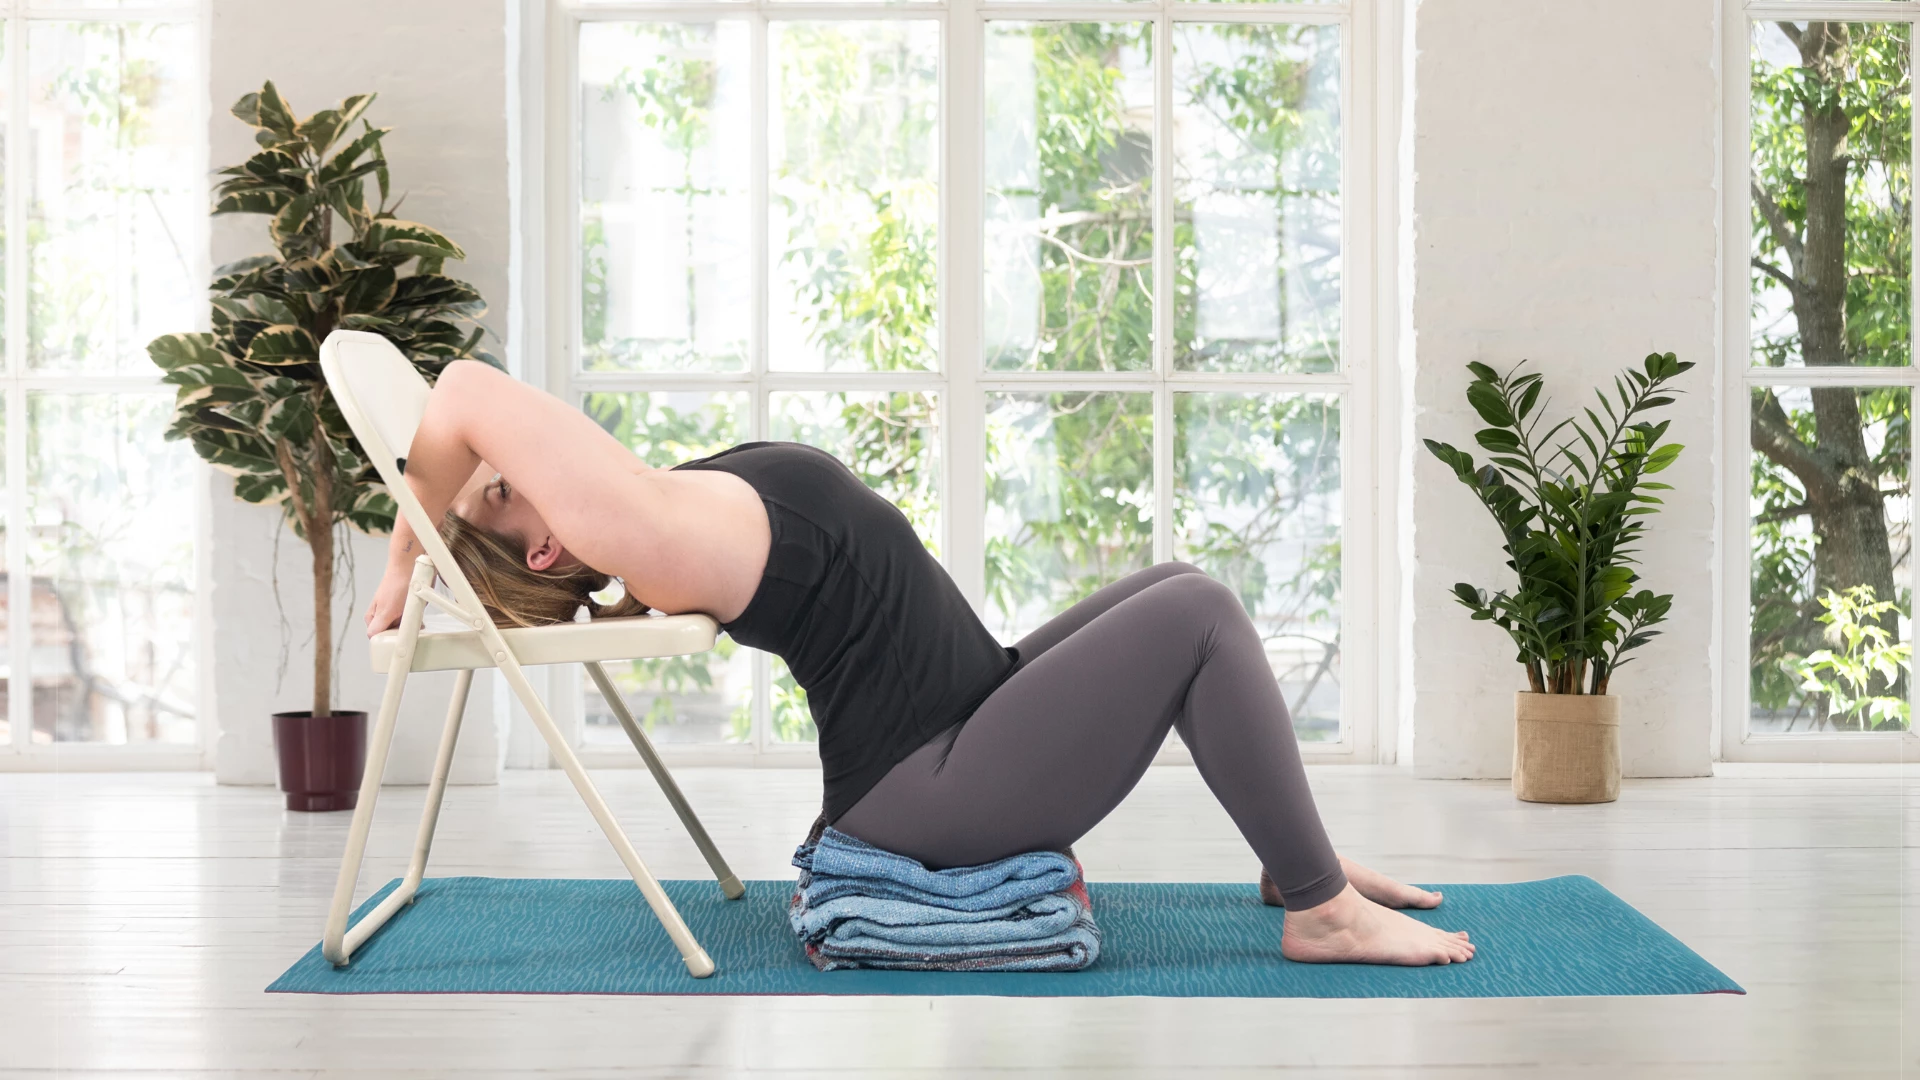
[672,442,1016,820]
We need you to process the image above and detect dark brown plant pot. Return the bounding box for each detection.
[273,710,368,812]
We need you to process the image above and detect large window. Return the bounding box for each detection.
[552,0,1378,758]
[1728,3,1920,760]
[2,4,203,760]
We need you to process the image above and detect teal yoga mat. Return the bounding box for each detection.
[268,876,1742,998]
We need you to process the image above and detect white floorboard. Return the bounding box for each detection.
[2,765,1915,1078]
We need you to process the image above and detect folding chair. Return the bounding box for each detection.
[316,329,744,978]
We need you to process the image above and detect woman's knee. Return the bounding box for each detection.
[1142,569,1244,619]
[1125,560,1209,592]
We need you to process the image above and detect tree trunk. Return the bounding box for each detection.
[1793,25,1851,373]
[309,499,333,719]
[308,410,337,719]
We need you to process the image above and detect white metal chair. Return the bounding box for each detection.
[317,328,743,978]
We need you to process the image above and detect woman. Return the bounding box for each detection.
[367,361,1475,967]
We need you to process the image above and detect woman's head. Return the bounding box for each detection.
[441,508,648,628]
[449,471,566,571]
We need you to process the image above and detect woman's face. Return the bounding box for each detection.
[449,465,571,572]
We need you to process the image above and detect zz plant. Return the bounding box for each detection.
[1424,353,1693,696]
[147,82,497,719]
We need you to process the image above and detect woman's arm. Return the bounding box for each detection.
[417,361,664,563]
[364,360,668,632]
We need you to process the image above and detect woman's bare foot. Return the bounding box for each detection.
[1338,856,1442,909]
[1259,858,1441,910]
[1279,883,1476,966]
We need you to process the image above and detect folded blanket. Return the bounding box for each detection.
[803,907,1102,972]
[790,819,1102,973]
[793,823,1081,913]
[793,881,1087,945]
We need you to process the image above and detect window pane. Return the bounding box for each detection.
[984,391,1153,640]
[769,389,941,554]
[985,23,1154,373]
[28,393,195,744]
[770,21,939,373]
[767,656,815,744]
[1750,22,1911,368]
[1173,24,1340,374]
[582,389,747,466]
[1175,393,1341,742]
[580,22,751,374]
[580,390,752,745]
[1750,385,1912,733]
[586,644,755,746]
[28,22,198,375]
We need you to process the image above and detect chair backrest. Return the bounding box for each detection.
[320,329,432,481]
[319,329,490,629]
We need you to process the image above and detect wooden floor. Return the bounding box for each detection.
[3,764,1916,1078]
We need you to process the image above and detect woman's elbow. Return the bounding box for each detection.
[429,360,505,426]
[435,358,498,398]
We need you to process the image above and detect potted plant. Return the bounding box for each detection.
[148,83,498,810]
[1424,352,1693,803]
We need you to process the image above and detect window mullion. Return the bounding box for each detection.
[751,11,770,408]
[1744,1,1920,20]
[751,9,771,751]
[1151,7,1173,567]
[1909,12,1919,731]
[7,8,27,751]
[945,0,986,610]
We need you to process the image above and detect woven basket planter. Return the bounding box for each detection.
[1512,692,1619,804]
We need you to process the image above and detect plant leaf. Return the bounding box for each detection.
[247,81,298,139]
[365,219,466,261]
[336,265,398,315]
[243,324,320,366]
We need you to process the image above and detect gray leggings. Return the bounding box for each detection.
[833,561,1349,911]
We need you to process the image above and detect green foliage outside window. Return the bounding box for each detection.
[1793,586,1913,731]
[987,22,1155,373]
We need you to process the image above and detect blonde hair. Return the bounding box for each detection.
[441,510,649,628]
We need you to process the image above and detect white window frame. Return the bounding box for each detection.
[1719,0,1920,762]
[0,0,212,770]
[530,0,1399,768]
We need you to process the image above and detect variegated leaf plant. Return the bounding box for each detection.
[148,81,499,717]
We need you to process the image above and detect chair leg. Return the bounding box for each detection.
[586,661,745,900]
[322,557,435,967]
[498,655,717,978]
[400,667,473,901]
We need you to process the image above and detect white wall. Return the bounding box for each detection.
[1407,0,1720,778]
[207,0,512,785]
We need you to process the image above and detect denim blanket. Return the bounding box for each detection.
[794,824,1081,911]
[789,820,1102,973]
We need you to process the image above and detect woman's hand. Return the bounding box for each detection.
[366,560,416,636]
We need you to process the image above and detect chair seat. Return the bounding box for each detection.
[370,612,719,673]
